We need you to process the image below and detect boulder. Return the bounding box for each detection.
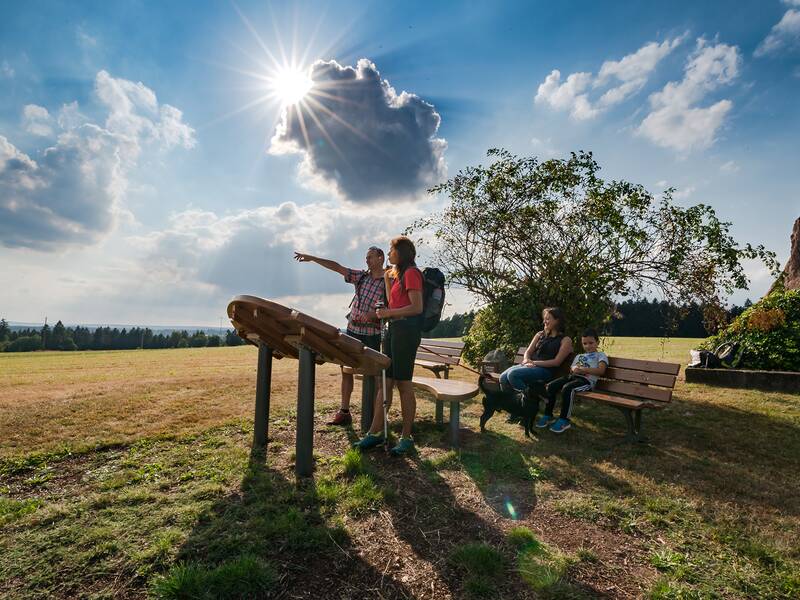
[774,217,800,292]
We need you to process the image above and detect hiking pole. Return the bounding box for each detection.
[375,300,389,453]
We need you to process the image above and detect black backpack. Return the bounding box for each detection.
[420,267,446,332]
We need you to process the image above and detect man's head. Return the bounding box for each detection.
[366,246,384,270]
[581,328,599,352]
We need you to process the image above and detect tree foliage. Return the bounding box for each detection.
[413,149,778,363]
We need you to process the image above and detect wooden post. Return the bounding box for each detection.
[296,345,316,477]
[360,375,376,433]
[254,342,273,448]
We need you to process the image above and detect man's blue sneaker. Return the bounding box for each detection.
[353,432,384,450]
[389,437,415,456]
[550,418,571,434]
[535,415,556,429]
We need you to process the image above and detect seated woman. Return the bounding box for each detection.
[499,306,573,397]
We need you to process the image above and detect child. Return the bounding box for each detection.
[536,328,608,434]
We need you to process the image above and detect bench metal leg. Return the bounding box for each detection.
[296,345,316,477]
[450,400,460,448]
[618,407,648,444]
[254,342,272,448]
[435,400,444,426]
[360,375,375,433]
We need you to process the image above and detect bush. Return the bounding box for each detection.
[704,289,800,371]
[207,335,221,347]
[5,335,42,352]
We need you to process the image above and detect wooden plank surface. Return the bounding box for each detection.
[576,390,665,410]
[594,379,673,402]
[607,357,681,376]
[416,344,463,357]
[604,367,676,388]
[412,376,479,402]
[419,339,465,349]
[415,352,461,366]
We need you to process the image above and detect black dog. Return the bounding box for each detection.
[478,376,545,437]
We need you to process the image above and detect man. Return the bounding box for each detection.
[293,247,386,425]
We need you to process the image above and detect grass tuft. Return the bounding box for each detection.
[151,554,277,599]
[0,497,43,524]
[449,542,505,597]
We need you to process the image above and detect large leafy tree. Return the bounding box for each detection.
[412,149,778,363]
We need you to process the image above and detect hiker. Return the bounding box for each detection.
[537,327,608,433]
[354,236,423,456]
[293,247,386,426]
[498,307,573,403]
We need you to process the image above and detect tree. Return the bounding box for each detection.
[0,318,9,342]
[413,149,778,363]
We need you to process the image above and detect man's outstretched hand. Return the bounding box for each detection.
[294,252,314,262]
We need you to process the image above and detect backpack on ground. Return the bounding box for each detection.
[420,267,446,332]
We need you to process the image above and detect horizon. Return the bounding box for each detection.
[2,0,799,328]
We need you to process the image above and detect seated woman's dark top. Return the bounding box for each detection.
[531,333,564,361]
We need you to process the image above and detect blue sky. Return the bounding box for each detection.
[1,0,798,327]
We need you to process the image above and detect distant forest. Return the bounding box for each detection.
[0,298,752,352]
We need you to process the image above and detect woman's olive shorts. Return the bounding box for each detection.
[384,320,422,381]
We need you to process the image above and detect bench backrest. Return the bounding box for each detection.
[514,348,679,402]
[416,338,465,366]
[596,356,680,404]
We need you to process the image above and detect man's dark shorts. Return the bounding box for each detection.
[384,320,422,381]
[345,329,381,352]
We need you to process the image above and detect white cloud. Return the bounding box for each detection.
[672,185,696,200]
[22,104,54,137]
[270,58,446,204]
[720,160,740,173]
[535,36,684,120]
[637,39,740,153]
[755,8,800,57]
[0,72,195,250]
[530,136,560,158]
[0,60,13,78]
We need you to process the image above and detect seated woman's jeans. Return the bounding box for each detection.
[499,365,554,392]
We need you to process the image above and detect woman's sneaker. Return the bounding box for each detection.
[535,415,556,428]
[549,418,571,434]
[389,437,414,456]
[352,432,384,450]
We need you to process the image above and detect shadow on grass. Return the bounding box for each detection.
[156,447,415,599]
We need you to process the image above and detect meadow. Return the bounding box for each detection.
[1,338,799,599]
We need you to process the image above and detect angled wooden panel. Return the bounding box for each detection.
[607,357,680,376]
[414,352,461,365]
[594,379,673,403]
[575,390,663,410]
[412,376,479,402]
[417,343,463,357]
[604,367,676,388]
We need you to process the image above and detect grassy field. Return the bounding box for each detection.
[1,338,799,598]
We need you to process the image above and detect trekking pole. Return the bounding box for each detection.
[375,300,389,452]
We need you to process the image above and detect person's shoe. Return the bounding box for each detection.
[328,410,352,426]
[352,432,384,450]
[549,418,571,434]
[535,415,556,429]
[389,437,415,456]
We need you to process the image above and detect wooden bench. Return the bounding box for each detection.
[483,348,680,442]
[415,338,466,379]
[573,357,680,442]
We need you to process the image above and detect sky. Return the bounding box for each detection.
[1,0,799,328]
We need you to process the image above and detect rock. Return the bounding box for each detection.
[774,217,800,292]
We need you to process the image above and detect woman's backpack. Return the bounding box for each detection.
[420,267,446,332]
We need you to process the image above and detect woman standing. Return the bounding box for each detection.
[499,307,573,395]
[354,236,423,456]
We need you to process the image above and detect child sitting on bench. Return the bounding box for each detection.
[536,328,608,433]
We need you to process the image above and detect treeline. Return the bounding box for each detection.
[0,319,246,352]
[427,299,752,340]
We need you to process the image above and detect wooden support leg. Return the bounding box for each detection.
[450,400,460,448]
[253,342,272,448]
[617,407,648,444]
[296,345,316,477]
[435,400,444,426]
[361,375,375,433]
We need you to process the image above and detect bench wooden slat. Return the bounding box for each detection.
[575,390,665,410]
[417,344,463,357]
[604,367,676,388]
[412,376,479,402]
[415,360,450,371]
[594,379,673,403]
[415,352,461,366]
[420,339,465,349]
[607,357,681,376]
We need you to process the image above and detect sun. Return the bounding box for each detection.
[269,66,313,106]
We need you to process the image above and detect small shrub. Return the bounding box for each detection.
[704,289,800,371]
[5,335,42,352]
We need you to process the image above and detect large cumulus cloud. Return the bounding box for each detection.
[270,59,446,203]
[0,71,194,250]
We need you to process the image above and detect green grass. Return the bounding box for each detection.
[2,338,799,598]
